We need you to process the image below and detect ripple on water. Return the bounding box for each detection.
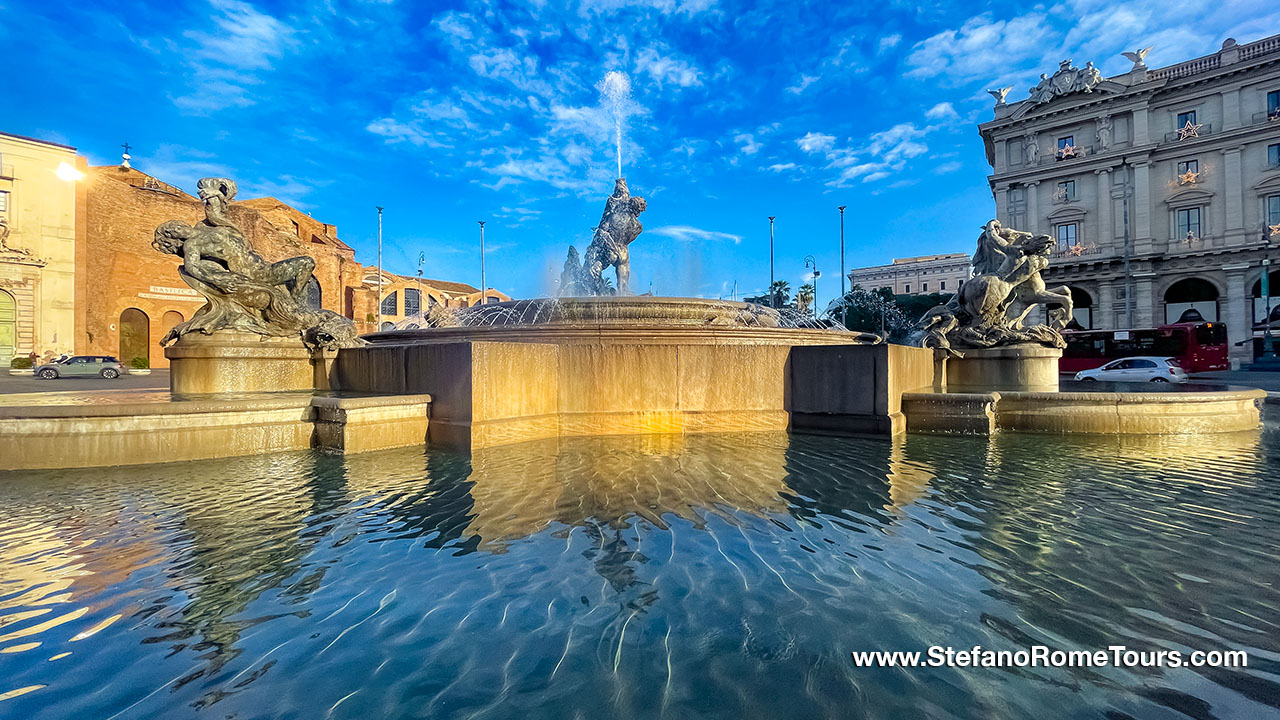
[0,416,1278,719]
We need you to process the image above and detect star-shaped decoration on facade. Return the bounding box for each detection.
[1056,144,1078,159]
[1177,121,1203,140]
[1184,231,1199,245]
[1068,242,1086,256]
[1178,170,1200,185]
[1269,222,1280,239]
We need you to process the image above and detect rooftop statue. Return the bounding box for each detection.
[152,177,363,350]
[918,220,1073,350]
[559,178,646,296]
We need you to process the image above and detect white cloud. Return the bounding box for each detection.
[935,160,963,173]
[905,13,1052,82]
[925,102,958,120]
[785,74,820,95]
[767,163,797,172]
[635,46,702,88]
[796,132,836,153]
[734,133,762,155]
[172,0,297,112]
[648,225,742,244]
[877,34,901,54]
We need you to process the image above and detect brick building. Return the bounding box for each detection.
[2,137,512,368]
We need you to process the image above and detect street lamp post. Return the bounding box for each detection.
[478,221,487,306]
[416,251,425,319]
[1264,227,1277,358]
[376,206,384,330]
[838,206,846,297]
[768,216,776,307]
[804,255,820,318]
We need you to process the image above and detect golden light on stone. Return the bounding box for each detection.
[1178,170,1200,185]
[1177,121,1203,140]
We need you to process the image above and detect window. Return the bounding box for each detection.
[1057,180,1076,201]
[1176,110,1197,129]
[1269,143,1280,168]
[1176,207,1202,237]
[380,291,397,315]
[922,282,929,292]
[1008,186,1027,228]
[1056,222,1078,249]
[1177,159,1198,175]
[0,190,7,213]
[404,288,421,316]
[1269,90,1280,118]
[903,284,911,293]
[940,280,947,291]
[1267,194,1280,226]
[291,220,300,237]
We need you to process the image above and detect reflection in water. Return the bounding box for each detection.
[0,418,1275,719]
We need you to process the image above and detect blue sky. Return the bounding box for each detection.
[4,0,1276,301]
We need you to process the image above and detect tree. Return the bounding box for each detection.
[796,283,815,314]
[828,285,912,341]
[769,280,791,307]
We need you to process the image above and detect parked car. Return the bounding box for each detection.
[1074,356,1188,383]
[34,355,125,380]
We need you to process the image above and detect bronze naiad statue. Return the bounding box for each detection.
[559,178,646,296]
[152,177,363,350]
[917,219,1073,349]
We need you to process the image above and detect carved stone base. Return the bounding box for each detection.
[945,344,1061,392]
[165,331,335,395]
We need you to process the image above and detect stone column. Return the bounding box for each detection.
[1027,181,1041,235]
[1222,88,1241,131]
[1222,146,1244,239]
[1135,274,1155,327]
[1132,162,1152,250]
[1095,169,1112,247]
[1132,108,1150,145]
[993,182,1009,224]
[1097,278,1115,329]
[1222,265,1250,368]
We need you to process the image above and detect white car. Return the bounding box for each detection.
[1074,356,1188,383]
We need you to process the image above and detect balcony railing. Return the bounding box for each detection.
[1254,110,1280,125]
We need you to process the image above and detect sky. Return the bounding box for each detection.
[3,0,1277,302]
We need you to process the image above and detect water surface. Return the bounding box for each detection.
[1,419,1279,719]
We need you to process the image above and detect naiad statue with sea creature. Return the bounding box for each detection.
[917,219,1073,351]
[559,178,646,296]
[152,176,364,350]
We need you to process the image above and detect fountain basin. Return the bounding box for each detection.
[903,384,1265,435]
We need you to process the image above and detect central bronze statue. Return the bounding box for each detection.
[559,178,646,296]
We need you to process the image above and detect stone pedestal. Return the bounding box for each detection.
[166,331,332,395]
[946,344,1061,392]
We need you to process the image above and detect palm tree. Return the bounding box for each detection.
[768,280,791,308]
[796,283,815,315]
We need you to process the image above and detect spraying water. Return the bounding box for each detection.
[598,71,632,178]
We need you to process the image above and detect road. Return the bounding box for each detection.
[1,369,169,394]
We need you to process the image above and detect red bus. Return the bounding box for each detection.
[1061,322,1229,373]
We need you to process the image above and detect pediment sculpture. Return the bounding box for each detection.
[152,176,364,350]
[1029,59,1103,105]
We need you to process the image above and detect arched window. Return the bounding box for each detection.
[380,291,397,316]
[161,310,184,342]
[119,308,150,365]
[379,321,395,332]
[0,289,16,366]
[1068,287,1093,329]
[1250,270,1280,326]
[1164,278,1219,324]
[404,288,421,316]
[305,277,322,310]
